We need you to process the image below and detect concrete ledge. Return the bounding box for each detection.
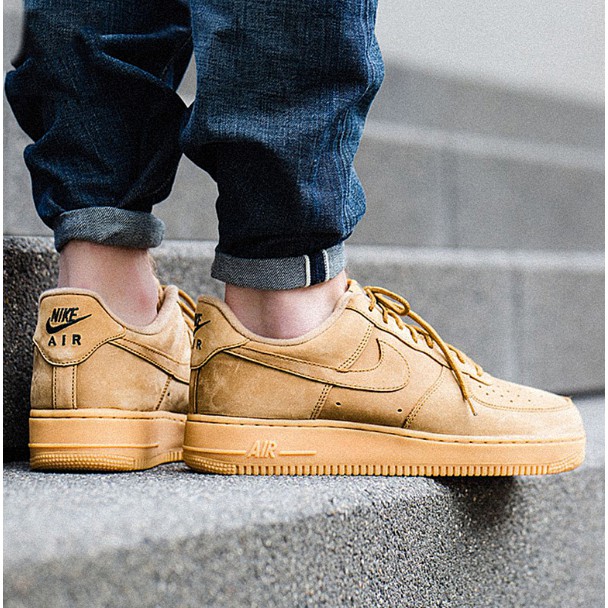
[353,122,604,251]
[369,63,604,149]
[3,397,604,608]
[3,237,604,452]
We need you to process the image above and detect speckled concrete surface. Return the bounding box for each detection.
[4,398,603,608]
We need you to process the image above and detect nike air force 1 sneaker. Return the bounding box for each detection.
[29,285,195,471]
[184,281,585,476]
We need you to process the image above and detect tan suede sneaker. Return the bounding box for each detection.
[29,285,195,471]
[184,280,585,476]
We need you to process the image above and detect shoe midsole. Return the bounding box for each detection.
[29,409,186,471]
[184,413,585,472]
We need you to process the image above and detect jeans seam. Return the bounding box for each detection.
[160,33,193,82]
[130,33,192,207]
[336,109,352,231]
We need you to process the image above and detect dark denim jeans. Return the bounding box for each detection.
[6,0,384,288]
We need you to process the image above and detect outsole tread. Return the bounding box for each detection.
[183,453,582,477]
[29,410,186,472]
[182,416,585,477]
[30,450,183,472]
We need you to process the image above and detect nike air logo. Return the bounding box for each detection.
[45,307,92,334]
[228,338,410,392]
[194,319,211,334]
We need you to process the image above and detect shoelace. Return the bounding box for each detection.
[158,284,197,331]
[176,288,196,330]
[363,286,482,415]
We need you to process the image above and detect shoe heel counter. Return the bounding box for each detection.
[31,345,80,410]
[189,369,200,414]
[31,292,125,410]
[190,298,248,415]
[30,346,54,409]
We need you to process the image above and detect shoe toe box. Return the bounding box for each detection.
[469,376,585,441]
[409,373,585,442]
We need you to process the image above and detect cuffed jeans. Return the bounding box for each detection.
[5,0,384,289]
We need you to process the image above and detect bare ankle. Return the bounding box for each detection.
[57,240,159,325]
[225,271,348,339]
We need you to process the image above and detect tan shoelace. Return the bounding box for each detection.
[363,285,482,415]
[176,288,196,330]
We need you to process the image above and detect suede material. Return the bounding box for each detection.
[191,303,248,369]
[409,373,583,440]
[192,353,325,419]
[31,286,192,413]
[345,293,489,383]
[158,377,186,413]
[51,365,77,409]
[232,309,373,369]
[192,281,584,441]
[34,294,125,365]
[30,348,53,408]
[317,351,443,427]
[76,344,171,411]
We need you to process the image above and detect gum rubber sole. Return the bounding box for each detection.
[29,409,186,472]
[183,414,586,476]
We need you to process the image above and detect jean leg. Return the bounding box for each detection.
[5,0,192,250]
[181,0,383,288]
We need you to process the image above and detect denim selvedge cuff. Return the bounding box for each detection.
[211,242,346,290]
[53,208,165,251]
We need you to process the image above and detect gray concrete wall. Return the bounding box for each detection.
[376,0,604,104]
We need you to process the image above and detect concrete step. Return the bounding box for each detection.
[4,236,603,454]
[368,62,604,150]
[4,396,603,608]
[4,107,604,251]
[354,121,603,251]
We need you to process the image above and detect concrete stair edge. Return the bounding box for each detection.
[3,396,604,608]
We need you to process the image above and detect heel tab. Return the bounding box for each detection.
[34,291,125,365]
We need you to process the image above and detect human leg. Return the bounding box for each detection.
[57,241,158,325]
[6,0,193,323]
[7,0,196,470]
[224,272,347,338]
[181,0,383,294]
[183,0,585,476]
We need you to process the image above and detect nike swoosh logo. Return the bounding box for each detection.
[228,338,410,392]
[45,314,92,334]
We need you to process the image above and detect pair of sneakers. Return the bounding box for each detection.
[29,280,585,476]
